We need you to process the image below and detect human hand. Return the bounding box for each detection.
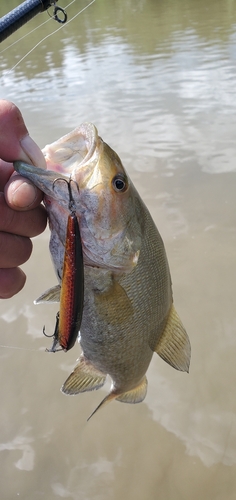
[0,100,47,298]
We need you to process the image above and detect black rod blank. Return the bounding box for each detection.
[0,0,55,43]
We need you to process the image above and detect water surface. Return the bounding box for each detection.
[0,0,236,498]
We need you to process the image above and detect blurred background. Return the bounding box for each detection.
[0,0,236,498]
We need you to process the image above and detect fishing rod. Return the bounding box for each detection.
[0,0,67,43]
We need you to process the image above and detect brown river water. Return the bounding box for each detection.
[0,0,236,498]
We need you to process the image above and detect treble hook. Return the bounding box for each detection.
[43,311,59,338]
[43,312,64,352]
[52,177,78,214]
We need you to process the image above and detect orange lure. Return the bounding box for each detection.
[47,179,84,352]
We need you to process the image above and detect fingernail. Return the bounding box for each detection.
[10,179,38,208]
[20,135,47,170]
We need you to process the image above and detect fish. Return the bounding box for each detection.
[14,122,191,420]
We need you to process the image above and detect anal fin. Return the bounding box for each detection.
[87,376,148,421]
[61,356,107,395]
[155,305,191,372]
[115,376,148,404]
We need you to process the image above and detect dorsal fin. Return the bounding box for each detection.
[155,305,191,372]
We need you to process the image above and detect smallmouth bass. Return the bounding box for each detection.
[14,123,191,420]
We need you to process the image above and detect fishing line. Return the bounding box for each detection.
[0,344,42,351]
[0,18,50,55]
[1,0,96,76]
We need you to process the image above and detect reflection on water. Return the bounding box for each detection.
[0,0,236,498]
[0,430,35,471]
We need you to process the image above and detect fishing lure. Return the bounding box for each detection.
[45,178,84,352]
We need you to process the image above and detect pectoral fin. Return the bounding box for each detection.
[61,356,107,395]
[155,305,191,372]
[34,285,61,304]
[94,280,133,325]
[87,376,148,421]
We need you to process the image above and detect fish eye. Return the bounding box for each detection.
[112,174,128,193]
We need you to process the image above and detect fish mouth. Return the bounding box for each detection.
[42,122,98,177]
[14,123,99,202]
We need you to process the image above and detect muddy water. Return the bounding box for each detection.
[0,0,236,498]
